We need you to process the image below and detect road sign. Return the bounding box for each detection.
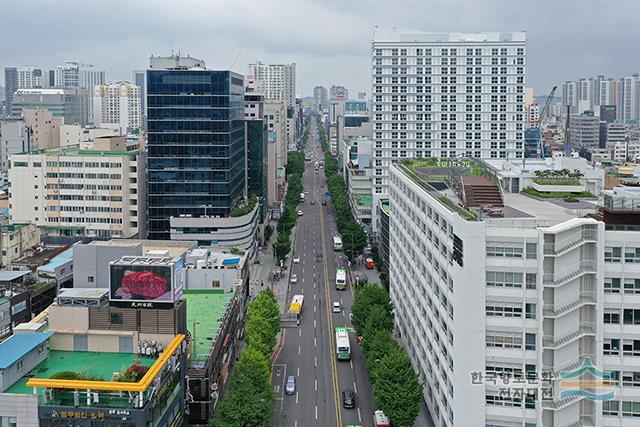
[325,192,330,197]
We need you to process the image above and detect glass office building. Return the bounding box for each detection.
[146,68,245,240]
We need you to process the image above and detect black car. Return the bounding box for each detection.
[322,200,327,206]
[342,389,356,409]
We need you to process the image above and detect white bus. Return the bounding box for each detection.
[335,327,351,360]
[336,268,346,290]
[299,192,305,203]
[333,236,343,251]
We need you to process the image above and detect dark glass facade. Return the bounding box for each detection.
[246,119,267,199]
[146,70,245,240]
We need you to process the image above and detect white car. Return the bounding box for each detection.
[293,256,300,264]
[297,210,304,216]
[332,301,341,313]
[290,274,298,284]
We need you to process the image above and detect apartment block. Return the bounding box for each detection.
[371,29,527,229]
[389,158,640,426]
[248,61,296,107]
[92,81,142,133]
[8,137,146,238]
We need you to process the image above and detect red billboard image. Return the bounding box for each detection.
[110,264,173,302]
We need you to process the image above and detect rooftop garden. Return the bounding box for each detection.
[532,169,583,186]
[230,194,258,217]
[523,187,594,199]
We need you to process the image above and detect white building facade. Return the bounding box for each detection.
[92,82,142,133]
[389,162,640,427]
[8,143,146,238]
[371,29,527,230]
[248,61,296,107]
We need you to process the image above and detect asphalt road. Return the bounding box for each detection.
[272,124,375,427]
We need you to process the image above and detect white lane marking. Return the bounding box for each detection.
[296,392,299,405]
[350,360,354,370]
[354,381,358,393]
[314,319,316,328]
[314,379,318,391]
[313,293,316,301]
[314,305,316,313]
[340,298,343,304]
[315,405,318,420]
[295,420,298,427]
[299,329,302,337]
[298,345,301,355]
[342,310,345,317]
[357,408,362,422]
[314,356,317,367]
[297,366,300,376]
[314,337,317,347]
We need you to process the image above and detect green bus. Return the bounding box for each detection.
[335,327,351,360]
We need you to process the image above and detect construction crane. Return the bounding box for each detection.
[536,85,557,158]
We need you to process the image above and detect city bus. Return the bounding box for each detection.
[333,236,343,251]
[335,327,351,360]
[335,268,346,290]
[289,295,304,319]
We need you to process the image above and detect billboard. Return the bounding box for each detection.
[110,264,174,303]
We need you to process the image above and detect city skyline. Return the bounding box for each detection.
[1,0,640,97]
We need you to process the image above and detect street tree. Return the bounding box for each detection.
[351,284,393,335]
[363,305,394,339]
[245,315,277,358]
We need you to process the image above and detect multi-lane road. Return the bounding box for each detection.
[272,123,375,427]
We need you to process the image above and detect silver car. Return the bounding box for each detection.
[290,274,298,284]
[285,375,296,395]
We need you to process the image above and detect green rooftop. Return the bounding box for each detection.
[182,290,234,364]
[356,195,373,207]
[6,350,156,395]
[1,223,31,232]
[380,199,390,214]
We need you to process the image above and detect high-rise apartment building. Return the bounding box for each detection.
[568,111,600,149]
[371,29,527,224]
[245,76,268,200]
[146,55,245,240]
[388,159,640,427]
[248,61,296,107]
[3,67,53,117]
[313,85,328,111]
[133,70,147,129]
[621,74,640,125]
[92,81,142,133]
[11,88,88,126]
[54,61,105,89]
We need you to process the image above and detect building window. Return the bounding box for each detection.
[622,401,640,417]
[525,303,536,319]
[604,339,620,356]
[603,401,620,416]
[486,271,523,288]
[605,278,621,294]
[624,309,640,325]
[525,243,537,259]
[16,360,24,372]
[605,246,622,263]
[525,273,537,289]
[0,417,17,427]
[622,372,640,388]
[486,333,522,349]
[486,245,523,258]
[605,310,621,324]
[88,276,94,283]
[626,248,640,263]
[525,333,536,350]
[211,280,221,288]
[486,304,522,318]
[110,313,123,325]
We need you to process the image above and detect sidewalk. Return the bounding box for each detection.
[249,219,294,312]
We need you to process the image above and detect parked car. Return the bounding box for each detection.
[297,210,304,216]
[293,256,300,264]
[285,376,296,395]
[342,389,356,408]
[290,274,298,284]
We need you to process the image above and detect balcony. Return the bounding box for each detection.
[543,261,597,287]
[542,322,596,348]
[551,353,593,376]
[543,230,598,256]
[541,394,580,410]
[543,291,596,317]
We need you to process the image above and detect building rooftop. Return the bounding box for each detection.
[79,239,196,259]
[37,247,73,273]
[373,28,526,43]
[23,148,140,157]
[6,350,156,395]
[182,290,234,365]
[0,332,53,369]
[0,270,30,283]
[356,195,373,207]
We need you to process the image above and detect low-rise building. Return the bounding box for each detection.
[8,137,146,238]
[0,222,40,268]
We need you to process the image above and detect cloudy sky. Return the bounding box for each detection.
[1,0,638,98]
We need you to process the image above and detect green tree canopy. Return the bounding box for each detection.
[351,284,393,335]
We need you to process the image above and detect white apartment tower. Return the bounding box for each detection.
[92,82,142,133]
[370,29,527,203]
[248,61,296,107]
[389,160,640,427]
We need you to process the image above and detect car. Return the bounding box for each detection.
[332,301,341,313]
[290,274,298,284]
[320,183,325,188]
[310,199,316,205]
[285,376,296,395]
[293,256,300,264]
[322,200,327,206]
[297,210,304,216]
[342,389,356,408]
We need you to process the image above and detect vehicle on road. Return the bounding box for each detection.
[285,376,296,395]
[374,410,390,427]
[342,389,356,409]
[335,327,351,360]
[365,258,375,269]
[290,274,298,284]
[336,268,346,290]
[293,256,300,264]
[288,294,304,318]
[332,301,341,313]
[299,193,305,202]
[333,236,343,251]
[320,183,324,188]
[322,199,327,206]
[310,199,315,205]
[297,210,304,216]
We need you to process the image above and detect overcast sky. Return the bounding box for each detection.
[1,0,638,98]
